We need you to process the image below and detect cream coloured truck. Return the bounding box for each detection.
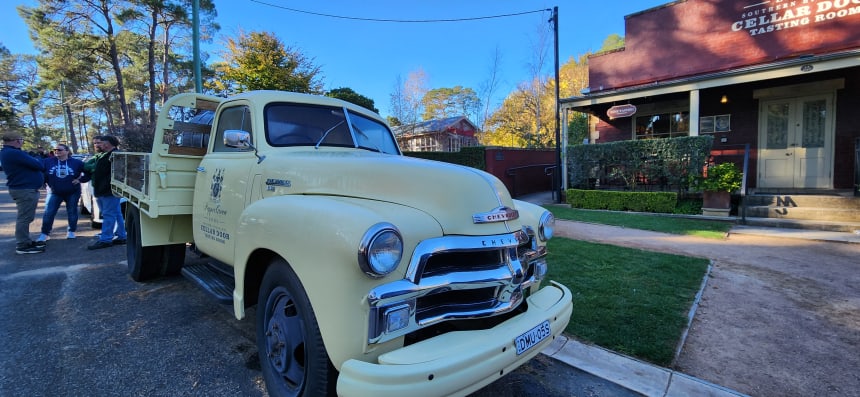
[111,91,572,397]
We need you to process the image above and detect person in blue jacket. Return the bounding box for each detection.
[37,143,89,241]
[1,131,46,254]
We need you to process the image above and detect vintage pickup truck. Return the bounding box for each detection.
[111,91,572,397]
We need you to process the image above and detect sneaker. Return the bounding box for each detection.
[88,240,114,250]
[16,243,45,255]
[112,238,127,245]
[67,231,76,239]
[32,240,47,248]
[36,233,49,242]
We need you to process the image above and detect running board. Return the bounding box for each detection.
[181,261,235,304]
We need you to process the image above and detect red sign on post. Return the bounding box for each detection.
[607,104,637,119]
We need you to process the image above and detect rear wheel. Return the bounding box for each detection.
[257,259,335,397]
[126,207,186,282]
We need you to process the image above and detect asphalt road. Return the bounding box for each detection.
[0,182,638,397]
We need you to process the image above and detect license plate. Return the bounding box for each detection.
[515,320,551,355]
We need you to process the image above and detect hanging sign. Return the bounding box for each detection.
[607,104,637,119]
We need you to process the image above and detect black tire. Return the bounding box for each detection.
[125,207,186,281]
[126,207,160,282]
[257,260,335,397]
[161,243,186,276]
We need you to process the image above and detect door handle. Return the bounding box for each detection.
[785,152,792,156]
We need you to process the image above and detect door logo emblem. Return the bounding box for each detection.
[210,168,224,202]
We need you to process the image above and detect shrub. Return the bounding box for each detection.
[566,189,677,213]
[689,162,742,192]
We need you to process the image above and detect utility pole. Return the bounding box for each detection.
[551,6,562,203]
[193,0,202,93]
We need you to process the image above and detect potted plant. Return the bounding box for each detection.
[691,162,743,216]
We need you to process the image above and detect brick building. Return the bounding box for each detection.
[561,0,860,193]
[393,116,479,152]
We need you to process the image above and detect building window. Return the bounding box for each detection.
[635,111,689,139]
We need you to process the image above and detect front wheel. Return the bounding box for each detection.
[257,259,335,397]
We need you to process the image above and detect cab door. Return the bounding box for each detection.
[193,103,258,263]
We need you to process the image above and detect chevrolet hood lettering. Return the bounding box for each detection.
[473,206,519,224]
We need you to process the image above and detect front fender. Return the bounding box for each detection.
[232,195,442,368]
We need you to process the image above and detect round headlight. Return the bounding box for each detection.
[358,223,403,278]
[538,211,555,241]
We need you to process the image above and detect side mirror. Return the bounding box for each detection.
[223,129,266,164]
[224,130,251,148]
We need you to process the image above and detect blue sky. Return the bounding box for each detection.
[1,0,668,117]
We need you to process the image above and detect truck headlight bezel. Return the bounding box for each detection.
[538,211,555,241]
[358,223,403,278]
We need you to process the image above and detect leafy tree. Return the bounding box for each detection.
[210,30,323,95]
[117,0,218,125]
[421,86,480,122]
[0,45,19,126]
[25,0,136,126]
[599,34,625,52]
[482,44,594,148]
[567,112,589,145]
[326,87,377,113]
[386,116,402,127]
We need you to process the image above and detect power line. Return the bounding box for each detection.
[249,0,550,23]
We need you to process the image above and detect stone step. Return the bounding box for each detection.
[740,217,860,233]
[743,205,860,222]
[744,195,860,210]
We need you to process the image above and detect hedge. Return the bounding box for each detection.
[566,189,678,213]
[403,146,486,170]
[567,136,713,193]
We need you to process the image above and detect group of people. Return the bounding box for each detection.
[1,131,127,254]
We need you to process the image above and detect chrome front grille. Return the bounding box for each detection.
[367,228,548,344]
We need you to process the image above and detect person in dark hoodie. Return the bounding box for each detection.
[37,143,89,241]
[1,131,46,254]
[87,134,127,250]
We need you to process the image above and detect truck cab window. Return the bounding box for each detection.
[214,105,252,152]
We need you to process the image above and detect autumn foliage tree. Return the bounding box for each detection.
[421,86,480,122]
[210,31,323,95]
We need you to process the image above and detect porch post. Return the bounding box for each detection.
[689,89,700,136]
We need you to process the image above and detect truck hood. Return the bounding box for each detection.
[263,150,520,235]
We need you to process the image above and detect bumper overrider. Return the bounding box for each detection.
[337,281,572,397]
[337,230,573,396]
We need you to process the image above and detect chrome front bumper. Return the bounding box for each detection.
[338,281,573,397]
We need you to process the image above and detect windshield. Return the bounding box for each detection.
[265,103,400,155]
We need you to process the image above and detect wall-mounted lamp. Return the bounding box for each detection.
[720,95,728,104]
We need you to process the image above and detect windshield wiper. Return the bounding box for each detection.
[354,127,382,153]
[315,120,346,149]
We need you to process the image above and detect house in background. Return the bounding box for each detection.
[561,0,860,195]
[393,116,479,152]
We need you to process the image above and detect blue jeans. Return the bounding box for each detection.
[9,189,40,248]
[96,195,127,243]
[41,191,81,234]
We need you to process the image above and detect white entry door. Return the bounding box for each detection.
[758,94,834,189]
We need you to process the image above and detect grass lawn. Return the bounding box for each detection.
[547,206,733,239]
[547,237,710,366]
